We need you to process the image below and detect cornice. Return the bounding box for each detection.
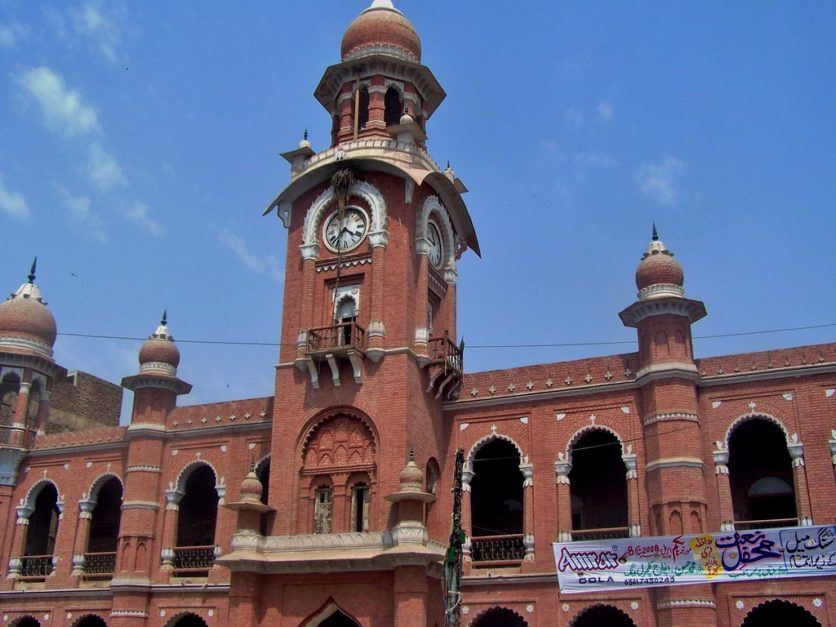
[619,296,707,327]
[698,362,836,387]
[444,380,638,410]
[27,440,127,456]
[121,373,192,395]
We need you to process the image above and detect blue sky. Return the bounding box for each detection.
[1,1,834,421]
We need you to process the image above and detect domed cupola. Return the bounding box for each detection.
[0,259,57,359]
[138,310,180,377]
[341,0,421,63]
[635,225,685,300]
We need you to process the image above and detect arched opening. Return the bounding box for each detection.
[11,617,40,627]
[73,615,108,627]
[174,464,218,575]
[320,611,360,627]
[314,483,333,534]
[350,481,370,532]
[569,430,628,540]
[357,88,369,130]
[0,372,20,444]
[26,379,42,433]
[85,477,122,577]
[22,482,60,579]
[729,418,797,529]
[472,607,528,627]
[571,604,637,627]
[384,87,402,126]
[470,439,525,562]
[166,614,209,627]
[335,295,358,346]
[257,457,272,535]
[741,599,821,627]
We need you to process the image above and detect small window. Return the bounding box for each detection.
[384,87,402,126]
[357,88,370,129]
[351,483,370,532]
[314,486,333,534]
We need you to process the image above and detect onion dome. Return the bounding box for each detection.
[138,310,180,377]
[398,451,425,493]
[239,470,264,505]
[341,0,421,63]
[635,225,685,300]
[0,258,57,359]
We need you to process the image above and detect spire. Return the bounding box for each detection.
[27,257,37,284]
[651,223,659,241]
[303,128,308,141]
[161,309,167,326]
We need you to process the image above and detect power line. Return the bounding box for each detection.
[56,322,836,349]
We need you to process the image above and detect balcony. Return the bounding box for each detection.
[571,526,630,542]
[83,551,116,579]
[425,335,463,399]
[298,321,366,388]
[19,554,53,580]
[470,534,525,565]
[172,545,216,576]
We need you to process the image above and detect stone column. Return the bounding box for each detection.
[367,234,388,361]
[519,459,535,560]
[71,499,95,576]
[413,244,430,363]
[297,249,318,361]
[712,445,735,531]
[622,447,641,537]
[7,503,32,578]
[159,484,183,570]
[332,474,349,533]
[787,437,813,526]
[555,454,572,542]
[461,464,473,561]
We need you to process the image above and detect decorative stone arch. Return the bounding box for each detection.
[466,432,527,473]
[70,613,108,627]
[298,406,380,463]
[565,424,628,462]
[468,605,529,627]
[162,612,209,627]
[19,478,63,520]
[9,616,41,627]
[724,411,793,450]
[300,597,361,627]
[300,180,388,258]
[85,472,124,504]
[740,599,822,627]
[168,460,224,506]
[255,453,271,475]
[570,604,637,627]
[416,195,457,279]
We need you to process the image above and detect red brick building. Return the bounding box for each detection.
[0,2,834,626]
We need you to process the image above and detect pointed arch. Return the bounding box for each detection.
[416,195,457,276]
[298,406,379,461]
[174,459,220,494]
[86,472,124,503]
[570,604,636,627]
[470,606,529,627]
[565,424,626,462]
[466,432,527,471]
[725,411,792,448]
[163,612,209,627]
[741,599,821,627]
[300,597,361,627]
[22,478,62,513]
[70,614,109,627]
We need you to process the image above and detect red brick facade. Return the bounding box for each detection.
[0,3,833,627]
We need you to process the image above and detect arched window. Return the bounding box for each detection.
[22,483,60,579]
[569,430,628,540]
[357,88,369,130]
[174,464,219,574]
[741,599,821,627]
[571,604,637,627]
[384,87,402,126]
[729,418,797,529]
[472,607,529,627]
[470,439,525,562]
[0,372,19,444]
[85,477,122,577]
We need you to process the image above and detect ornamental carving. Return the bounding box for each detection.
[303,414,376,471]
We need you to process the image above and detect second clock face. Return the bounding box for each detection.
[323,206,369,253]
[427,221,443,269]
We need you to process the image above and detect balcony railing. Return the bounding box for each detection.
[172,545,215,575]
[572,526,630,541]
[19,554,53,579]
[733,517,798,531]
[427,335,463,375]
[471,534,525,563]
[306,321,366,355]
[83,551,116,577]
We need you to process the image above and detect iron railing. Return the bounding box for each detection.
[83,551,116,576]
[571,526,630,541]
[172,545,215,574]
[471,534,525,563]
[306,321,366,354]
[19,554,53,578]
[427,335,463,375]
[733,517,798,531]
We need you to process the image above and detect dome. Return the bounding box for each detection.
[138,311,180,376]
[0,260,57,359]
[635,226,685,300]
[341,0,421,63]
[239,470,264,504]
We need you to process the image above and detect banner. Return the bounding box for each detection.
[553,524,836,593]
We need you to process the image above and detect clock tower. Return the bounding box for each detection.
[225,2,479,624]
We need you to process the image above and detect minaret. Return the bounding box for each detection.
[0,259,61,566]
[619,228,714,626]
[115,314,190,596]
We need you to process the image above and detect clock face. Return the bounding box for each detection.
[323,206,369,253]
[427,222,443,269]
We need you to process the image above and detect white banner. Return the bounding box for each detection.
[553,524,836,593]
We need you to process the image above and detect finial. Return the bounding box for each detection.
[161,309,167,326]
[250,455,256,473]
[27,257,37,284]
[651,223,659,241]
[303,128,308,141]
[408,446,415,462]
[446,161,451,170]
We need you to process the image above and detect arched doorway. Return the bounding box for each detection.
[165,613,209,627]
[73,615,108,627]
[740,599,821,627]
[571,604,636,627]
[471,607,528,626]
[11,618,40,627]
[320,611,360,627]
